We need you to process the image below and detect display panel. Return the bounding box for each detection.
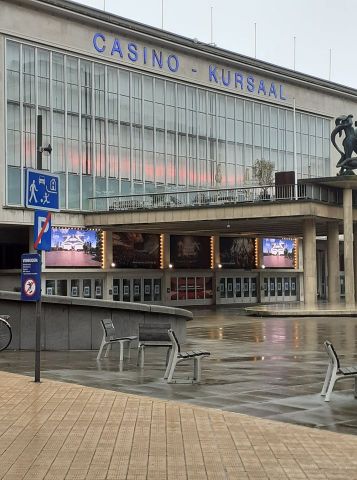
[45,228,103,268]
[220,237,256,269]
[112,233,160,268]
[262,238,296,268]
[170,235,211,269]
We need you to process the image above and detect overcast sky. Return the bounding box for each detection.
[76,0,355,89]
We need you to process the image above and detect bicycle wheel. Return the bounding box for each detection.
[0,317,12,351]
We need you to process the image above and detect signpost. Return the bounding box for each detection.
[23,115,57,383]
[21,254,41,302]
[34,210,52,251]
[26,169,60,212]
[25,179,57,383]
[21,253,42,382]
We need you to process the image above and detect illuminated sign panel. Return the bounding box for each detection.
[112,233,160,268]
[45,228,103,268]
[220,237,256,269]
[170,235,211,269]
[262,238,296,269]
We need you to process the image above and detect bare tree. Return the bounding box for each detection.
[253,159,275,198]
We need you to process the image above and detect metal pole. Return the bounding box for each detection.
[211,7,213,44]
[329,48,332,81]
[254,23,257,58]
[162,0,164,29]
[35,114,43,383]
[293,36,296,70]
[37,115,42,171]
[293,98,298,200]
[34,269,41,382]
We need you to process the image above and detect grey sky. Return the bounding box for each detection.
[76,0,354,89]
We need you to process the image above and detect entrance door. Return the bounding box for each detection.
[262,275,298,302]
[219,275,258,304]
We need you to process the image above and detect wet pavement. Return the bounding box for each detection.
[1,307,357,435]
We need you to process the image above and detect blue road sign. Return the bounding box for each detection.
[26,169,60,212]
[34,210,52,251]
[21,253,41,302]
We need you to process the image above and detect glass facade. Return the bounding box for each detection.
[6,39,331,209]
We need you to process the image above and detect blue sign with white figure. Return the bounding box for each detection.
[26,169,60,212]
[21,253,41,302]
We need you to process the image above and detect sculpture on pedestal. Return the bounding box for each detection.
[331,114,357,175]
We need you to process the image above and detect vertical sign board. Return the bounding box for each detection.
[21,254,41,302]
[34,210,52,251]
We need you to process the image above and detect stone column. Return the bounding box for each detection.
[103,231,113,269]
[354,224,357,303]
[162,234,171,304]
[303,218,317,307]
[327,222,340,305]
[213,235,220,305]
[343,188,355,307]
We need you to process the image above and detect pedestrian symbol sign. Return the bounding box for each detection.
[26,169,60,212]
[21,253,41,302]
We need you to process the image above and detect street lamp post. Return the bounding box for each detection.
[34,114,52,383]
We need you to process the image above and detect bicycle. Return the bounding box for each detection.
[0,315,12,351]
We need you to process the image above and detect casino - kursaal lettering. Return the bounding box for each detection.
[208,65,287,100]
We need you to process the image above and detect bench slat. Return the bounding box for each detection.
[139,324,171,342]
[340,367,357,375]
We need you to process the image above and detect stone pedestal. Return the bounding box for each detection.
[303,218,317,307]
[327,222,340,305]
[354,224,357,303]
[343,188,355,307]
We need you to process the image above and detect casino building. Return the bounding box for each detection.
[1,0,357,308]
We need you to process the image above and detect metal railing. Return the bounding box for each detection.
[88,183,342,212]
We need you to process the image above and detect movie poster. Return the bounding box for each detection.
[45,228,102,268]
[262,238,295,268]
[220,237,256,269]
[112,233,160,268]
[170,235,211,269]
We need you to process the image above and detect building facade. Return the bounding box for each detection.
[1,0,356,307]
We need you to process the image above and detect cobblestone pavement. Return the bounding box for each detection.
[1,371,357,480]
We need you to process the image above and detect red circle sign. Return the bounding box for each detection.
[24,278,36,297]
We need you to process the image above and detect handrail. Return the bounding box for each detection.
[88,183,342,212]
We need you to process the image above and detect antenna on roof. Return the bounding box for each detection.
[103,0,106,11]
[254,22,257,58]
[162,0,164,29]
[209,7,216,46]
[329,48,332,81]
[293,35,296,70]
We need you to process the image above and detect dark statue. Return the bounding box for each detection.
[331,114,357,175]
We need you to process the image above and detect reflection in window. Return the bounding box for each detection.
[5,39,331,208]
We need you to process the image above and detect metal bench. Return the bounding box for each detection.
[321,340,357,401]
[164,329,210,384]
[97,318,137,363]
[137,323,172,368]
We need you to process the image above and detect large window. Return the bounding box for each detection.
[5,39,331,209]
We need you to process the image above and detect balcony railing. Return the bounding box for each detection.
[88,183,342,212]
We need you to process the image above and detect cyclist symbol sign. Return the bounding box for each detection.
[23,278,37,298]
[21,254,41,302]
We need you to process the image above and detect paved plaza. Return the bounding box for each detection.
[1,309,357,434]
[1,309,357,478]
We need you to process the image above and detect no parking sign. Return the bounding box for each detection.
[21,254,41,302]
